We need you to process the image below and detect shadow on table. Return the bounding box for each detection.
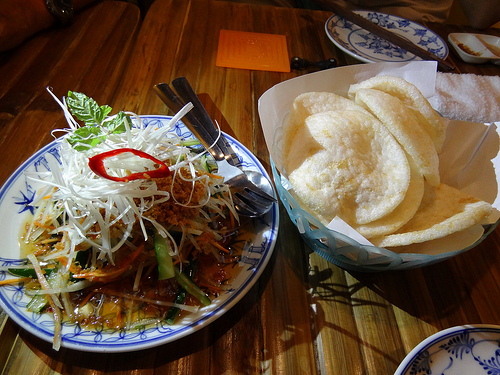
[348,229,500,325]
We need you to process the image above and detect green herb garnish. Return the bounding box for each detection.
[66,91,130,151]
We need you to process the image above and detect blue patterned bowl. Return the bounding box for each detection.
[272,159,498,272]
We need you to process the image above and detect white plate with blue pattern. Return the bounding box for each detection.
[325,11,449,64]
[395,324,500,374]
[0,115,279,352]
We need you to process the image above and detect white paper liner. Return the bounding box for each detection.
[258,61,500,261]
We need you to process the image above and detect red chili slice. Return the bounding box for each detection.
[88,148,171,182]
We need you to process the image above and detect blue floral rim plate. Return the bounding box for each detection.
[395,325,500,375]
[325,11,449,64]
[0,115,279,353]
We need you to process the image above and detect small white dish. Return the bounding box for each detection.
[395,324,500,374]
[448,33,500,64]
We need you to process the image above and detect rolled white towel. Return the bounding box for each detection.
[428,72,500,123]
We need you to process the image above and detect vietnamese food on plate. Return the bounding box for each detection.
[0,90,249,350]
[282,75,494,248]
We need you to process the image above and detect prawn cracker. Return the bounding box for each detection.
[285,110,411,225]
[216,30,290,72]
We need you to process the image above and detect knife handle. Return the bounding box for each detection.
[154,83,226,160]
[171,77,239,165]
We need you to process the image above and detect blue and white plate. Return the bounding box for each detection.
[0,115,279,352]
[395,325,500,375]
[325,11,449,63]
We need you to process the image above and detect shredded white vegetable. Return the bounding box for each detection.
[12,89,240,350]
[24,88,235,267]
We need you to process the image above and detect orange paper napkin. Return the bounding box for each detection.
[216,30,290,72]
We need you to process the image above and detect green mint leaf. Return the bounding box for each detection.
[65,91,131,151]
[67,126,106,151]
[102,111,128,134]
[66,91,112,126]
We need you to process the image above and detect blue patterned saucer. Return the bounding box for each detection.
[325,11,448,63]
[395,325,500,375]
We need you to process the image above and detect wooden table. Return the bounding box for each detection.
[0,0,499,374]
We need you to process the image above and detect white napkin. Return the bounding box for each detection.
[429,72,500,123]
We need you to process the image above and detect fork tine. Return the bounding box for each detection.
[226,174,276,203]
[235,191,273,211]
[232,195,260,217]
[241,186,276,205]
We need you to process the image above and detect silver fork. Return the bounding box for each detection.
[153,80,276,217]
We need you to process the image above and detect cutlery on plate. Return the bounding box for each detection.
[153,79,276,217]
[314,0,455,71]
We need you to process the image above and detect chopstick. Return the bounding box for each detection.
[315,0,455,71]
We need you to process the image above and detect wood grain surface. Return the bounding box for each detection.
[0,1,499,374]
